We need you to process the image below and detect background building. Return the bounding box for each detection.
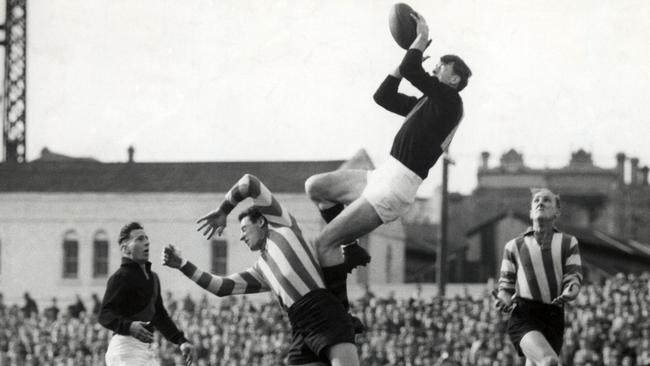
[0,148,405,304]
[402,148,650,283]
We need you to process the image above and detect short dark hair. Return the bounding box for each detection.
[238,206,267,227]
[441,54,472,91]
[118,222,143,245]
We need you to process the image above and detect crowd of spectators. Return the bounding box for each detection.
[1,272,649,365]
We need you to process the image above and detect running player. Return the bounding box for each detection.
[305,13,472,268]
[494,188,583,366]
[164,174,358,366]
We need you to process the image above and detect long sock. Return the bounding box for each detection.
[319,203,344,223]
[321,263,350,310]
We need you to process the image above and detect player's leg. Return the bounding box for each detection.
[519,331,560,366]
[315,197,382,267]
[315,156,422,268]
[326,343,359,366]
[307,169,371,271]
[287,332,329,366]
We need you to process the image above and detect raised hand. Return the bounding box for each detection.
[409,13,430,41]
[196,209,228,239]
[408,13,432,52]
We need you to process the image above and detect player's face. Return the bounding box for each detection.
[433,62,459,87]
[239,216,266,251]
[530,190,559,221]
[121,229,150,264]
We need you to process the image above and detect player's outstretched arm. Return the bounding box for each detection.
[197,174,291,239]
[162,245,269,296]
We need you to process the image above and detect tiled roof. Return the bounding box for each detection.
[0,160,346,193]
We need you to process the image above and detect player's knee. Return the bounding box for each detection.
[326,342,358,366]
[305,174,326,200]
[540,355,559,366]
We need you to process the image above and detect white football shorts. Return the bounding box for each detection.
[361,156,423,223]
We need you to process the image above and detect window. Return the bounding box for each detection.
[386,245,393,283]
[211,240,228,275]
[93,230,109,278]
[63,230,79,279]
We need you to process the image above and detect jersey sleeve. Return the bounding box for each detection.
[217,174,293,227]
[179,260,270,296]
[497,239,518,296]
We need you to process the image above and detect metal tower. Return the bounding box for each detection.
[1,0,27,163]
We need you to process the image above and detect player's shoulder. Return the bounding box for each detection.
[557,231,579,243]
[506,231,528,245]
[504,237,518,248]
[106,267,127,284]
[269,224,299,241]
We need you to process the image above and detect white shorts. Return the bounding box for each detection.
[361,156,423,223]
[105,334,159,366]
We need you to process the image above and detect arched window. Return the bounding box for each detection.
[211,240,228,275]
[93,230,110,278]
[63,230,79,279]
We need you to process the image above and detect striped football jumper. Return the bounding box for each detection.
[498,228,583,304]
[180,174,325,309]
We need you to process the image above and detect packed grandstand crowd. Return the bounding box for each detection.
[1,272,649,366]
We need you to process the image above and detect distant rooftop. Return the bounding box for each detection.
[0,147,372,193]
[479,148,622,175]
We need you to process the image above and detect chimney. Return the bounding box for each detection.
[127,146,135,163]
[480,151,490,170]
[641,165,650,187]
[630,157,639,186]
[616,152,626,184]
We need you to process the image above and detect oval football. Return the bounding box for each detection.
[389,3,417,50]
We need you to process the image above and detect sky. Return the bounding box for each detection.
[6,0,650,194]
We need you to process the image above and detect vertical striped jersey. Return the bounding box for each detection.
[180,174,325,309]
[498,228,583,304]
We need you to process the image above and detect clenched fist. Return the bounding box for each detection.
[162,244,183,269]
